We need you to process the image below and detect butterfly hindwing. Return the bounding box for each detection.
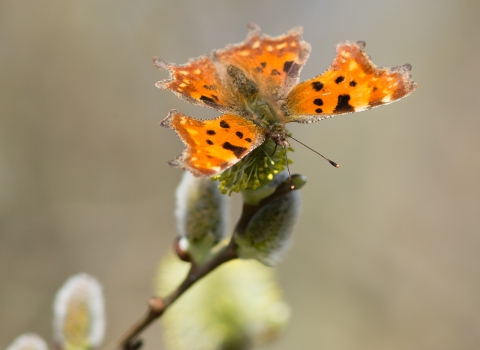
[283,41,418,123]
[161,110,266,176]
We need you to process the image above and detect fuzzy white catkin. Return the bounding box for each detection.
[6,334,48,350]
[235,171,304,266]
[53,273,105,348]
[175,172,228,262]
[237,189,301,265]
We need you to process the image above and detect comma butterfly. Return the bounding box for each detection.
[155,23,417,177]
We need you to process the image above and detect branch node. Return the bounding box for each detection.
[148,297,165,313]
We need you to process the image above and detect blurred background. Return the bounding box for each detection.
[1,0,479,349]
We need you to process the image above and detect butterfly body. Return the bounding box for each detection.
[156,24,417,177]
[222,63,290,151]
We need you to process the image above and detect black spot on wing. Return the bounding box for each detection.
[202,84,217,90]
[283,61,294,72]
[236,131,243,139]
[245,138,252,143]
[283,61,301,77]
[335,76,345,84]
[222,142,247,158]
[350,80,357,87]
[206,130,216,135]
[334,94,354,113]
[315,108,323,113]
[206,140,214,145]
[271,69,280,76]
[260,62,266,68]
[312,81,324,91]
[220,120,230,128]
[313,98,323,106]
[200,95,216,105]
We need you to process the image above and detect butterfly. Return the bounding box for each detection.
[155,23,417,177]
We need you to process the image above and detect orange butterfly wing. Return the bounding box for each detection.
[161,110,266,176]
[154,56,239,113]
[283,41,418,123]
[214,23,311,100]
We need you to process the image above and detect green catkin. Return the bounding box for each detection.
[212,138,293,195]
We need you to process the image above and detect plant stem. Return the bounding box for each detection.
[116,239,238,349]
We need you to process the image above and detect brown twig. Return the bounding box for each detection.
[116,238,238,349]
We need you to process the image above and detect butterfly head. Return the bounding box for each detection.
[268,124,290,149]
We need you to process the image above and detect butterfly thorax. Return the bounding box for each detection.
[227,64,290,148]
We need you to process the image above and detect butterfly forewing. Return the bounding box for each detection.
[154,56,240,113]
[283,41,418,123]
[214,23,311,101]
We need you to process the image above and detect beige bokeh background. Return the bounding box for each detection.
[1,0,480,349]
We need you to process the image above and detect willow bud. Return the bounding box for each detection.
[235,172,306,266]
[175,172,228,263]
[53,273,105,350]
[6,334,48,350]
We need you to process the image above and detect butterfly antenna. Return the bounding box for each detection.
[288,135,340,168]
[282,145,295,190]
[270,142,278,156]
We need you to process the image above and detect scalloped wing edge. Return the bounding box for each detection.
[153,57,236,113]
[284,40,418,123]
[213,23,311,98]
[160,109,266,177]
